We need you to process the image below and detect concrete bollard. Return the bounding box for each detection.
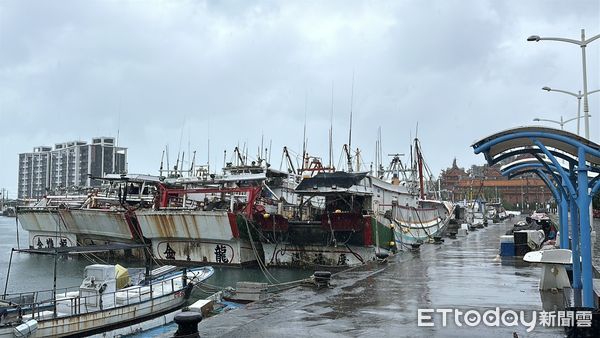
[313,271,332,288]
[375,252,389,261]
[410,243,421,251]
[173,312,202,338]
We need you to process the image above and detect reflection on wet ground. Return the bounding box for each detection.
[197,219,564,337]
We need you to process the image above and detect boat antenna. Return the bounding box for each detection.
[268,139,273,164]
[190,150,196,174]
[379,127,384,176]
[207,138,210,174]
[371,139,379,176]
[206,115,210,174]
[159,149,165,177]
[166,145,170,177]
[415,137,425,200]
[301,92,308,173]
[260,132,264,164]
[187,125,191,172]
[242,141,247,165]
[180,152,185,177]
[347,71,355,171]
[175,116,185,172]
[329,81,334,170]
[415,122,419,139]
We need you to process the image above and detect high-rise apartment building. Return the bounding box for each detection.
[18,137,127,199]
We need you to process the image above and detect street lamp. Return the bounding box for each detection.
[528,29,600,139]
[541,86,600,136]
[533,115,589,130]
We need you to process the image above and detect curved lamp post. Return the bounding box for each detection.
[533,115,588,130]
[528,29,600,139]
[541,86,600,136]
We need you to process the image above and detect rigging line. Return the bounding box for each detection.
[124,208,161,268]
[326,211,336,247]
[393,206,423,244]
[412,207,434,240]
[241,215,280,284]
[49,207,107,264]
[344,243,365,264]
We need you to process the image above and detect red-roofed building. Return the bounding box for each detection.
[439,159,552,208]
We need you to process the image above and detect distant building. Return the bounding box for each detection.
[18,137,127,199]
[439,159,552,209]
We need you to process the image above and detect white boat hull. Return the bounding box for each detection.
[392,202,453,246]
[17,209,78,249]
[136,210,259,266]
[58,209,137,244]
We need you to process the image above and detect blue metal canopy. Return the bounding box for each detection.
[501,161,569,249]
[472,126,600,308]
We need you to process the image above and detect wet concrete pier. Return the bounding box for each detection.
[192,220,564,337]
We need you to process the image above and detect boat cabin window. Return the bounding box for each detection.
[86,269,105,281]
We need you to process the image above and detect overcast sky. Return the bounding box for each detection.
[1,0,599,198]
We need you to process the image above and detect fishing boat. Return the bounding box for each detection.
[487,202,509,221]
[134,156,292,267]
[134,184,263,266]
[0,245,214,338]
[56,174,160,248]
[389,138,455,247]
[464,200,486,229]
[16,195,86,249]
[16,174,160,252]
[260,168,396,267]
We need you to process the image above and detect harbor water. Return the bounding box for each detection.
[0,216,312,298]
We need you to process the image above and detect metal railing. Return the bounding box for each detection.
[1,274,183,321]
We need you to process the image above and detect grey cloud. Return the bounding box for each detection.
[1,0,599,197]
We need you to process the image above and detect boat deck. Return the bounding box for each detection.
[175,219,567,336]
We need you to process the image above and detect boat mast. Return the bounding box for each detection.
[415,138,425,200]
[234,147,244,166]
[207,118,211,174]
[159,149,165,177]
[180,152,185,177]
[190,150,196,176]
[329,82,334,170]
[301,94,308,175]
[347,72,355,172]
[166,145,170,178]
[268,139,272,164]
[260,133,264,164]
[282,146,296,175]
